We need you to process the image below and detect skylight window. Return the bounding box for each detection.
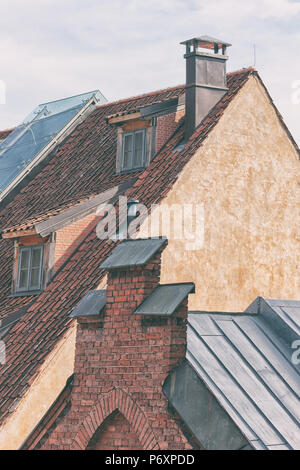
[0,90,107,200]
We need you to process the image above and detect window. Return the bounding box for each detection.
[16,245,44,292]
[122,129,146,171]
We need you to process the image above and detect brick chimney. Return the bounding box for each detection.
[181,35,231,140]
[45,238,195,450]
[100,237,195,374]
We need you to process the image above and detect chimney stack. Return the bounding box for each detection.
[181,35,232,140]
[55,237,195,450]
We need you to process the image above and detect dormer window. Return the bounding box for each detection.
[106,96,185,175]
[1,231,56,297]
[17,245,44,292]
[122,129,146,171]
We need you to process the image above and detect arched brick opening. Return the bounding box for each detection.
[86,410,143,450]
[71,388,159,450]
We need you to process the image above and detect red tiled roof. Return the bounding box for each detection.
[0,85,185,321]
[1,194,100,234]
[0,69,255,425]
[0,129,14,140]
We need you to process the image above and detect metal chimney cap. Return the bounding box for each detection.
[180,35,232,49]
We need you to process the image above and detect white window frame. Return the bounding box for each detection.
[16,244,44,292]
[121,129,146,171]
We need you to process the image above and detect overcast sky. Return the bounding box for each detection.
[0,0,299,144]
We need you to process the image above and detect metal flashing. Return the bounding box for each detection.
[69,290,106,318]
[134,283,195,316]
[100,237,167,270]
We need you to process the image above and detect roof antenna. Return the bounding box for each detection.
[253,44,256,67]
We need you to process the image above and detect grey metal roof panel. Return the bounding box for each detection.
[99,237,167,270]
[36,179,136,237]
[188,313,223,336]
[180,35,232,47]
[35,178,136,237]
[140,98,179,118]
[265,299,300,309]
[259,298,300,346]
[163,360,249,450]
[69,290,106,318]
[267,444,290,450]
[263,298,300,331]
[134,283,195,316]
[187,328,284,446]
[235,316,300,385]
[249,440,268,450]
[184,307,300,450]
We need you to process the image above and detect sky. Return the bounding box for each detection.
[0,0,299,144]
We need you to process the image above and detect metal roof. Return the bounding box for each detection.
[180,35,232,47]
[246,298,300,346]
[140,98,180,119]
[134,283,195,316]
[163,360,250,450]
[69,290,106,318]
[165,297,300,450]
[100,237,167,270]
[35,179,136,237]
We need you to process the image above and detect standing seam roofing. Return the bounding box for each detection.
[185,304,300,450]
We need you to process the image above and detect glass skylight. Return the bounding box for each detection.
[0,90,107,197]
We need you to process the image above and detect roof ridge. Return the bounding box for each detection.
[96,84,185,109]
[96,67,256,110]
[0,69,255,132]
[226,67,256,76]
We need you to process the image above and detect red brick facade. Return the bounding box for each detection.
[87,411,143,450]
[155,110,185,153]
[54,213,98,272]
[42,243,192,450]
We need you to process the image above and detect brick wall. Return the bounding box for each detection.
[155,109,185,154]
[54,212,98,272]
[87,411,143,450]
[42,243,193,450]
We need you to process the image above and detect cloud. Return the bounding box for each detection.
[0,0,299,144]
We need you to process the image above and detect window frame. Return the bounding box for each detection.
[16,244,44,293]
[121,129,146,172]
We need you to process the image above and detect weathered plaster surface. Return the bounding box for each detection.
[139,75,299,311]
[0,323,76,450]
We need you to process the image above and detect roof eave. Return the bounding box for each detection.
[1,228,38,239]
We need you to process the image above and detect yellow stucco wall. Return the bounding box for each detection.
[0,323,76,450]
[139,74,299,311]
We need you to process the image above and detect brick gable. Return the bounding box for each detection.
[87,411,143,450]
